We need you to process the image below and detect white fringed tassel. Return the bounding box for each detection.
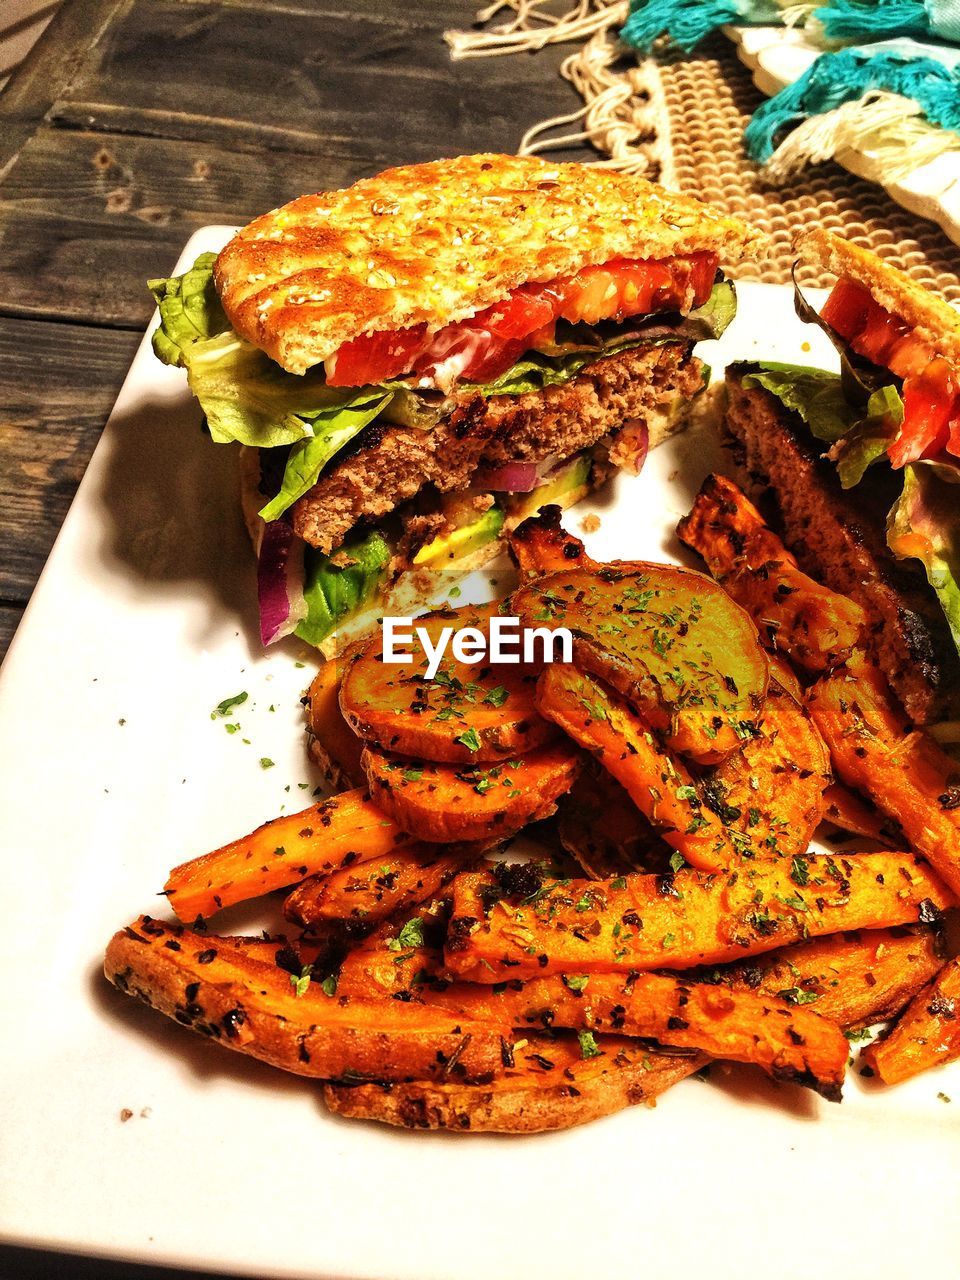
[764,89,960,182]
[445,2,668,177]
[445,0,627,59]
[519,29,673,178]
[779,2,817,28]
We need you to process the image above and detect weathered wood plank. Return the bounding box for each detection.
[0,0,130,170]
[1,127,386,223]
[0,124,517,325]
[0,208,189,325]
[0,315,140,601]
[0,603,23,666]
[50,0,578,157]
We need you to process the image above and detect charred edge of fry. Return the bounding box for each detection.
[104,915,509,1084]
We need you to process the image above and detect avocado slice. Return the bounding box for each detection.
[295,528,392,646]
[510,452,592,525]
[413,505,505,567]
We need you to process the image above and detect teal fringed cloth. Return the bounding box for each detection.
[620,0,960,53]
[621,0,783,54]
[743,39,960,161]
[818,0,960,43]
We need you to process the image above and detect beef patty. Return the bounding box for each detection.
[724,364,959,724]
[292,342,703,554]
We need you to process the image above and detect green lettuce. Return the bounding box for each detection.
[259,394,391,521]
[148,252,228,364]
[740,364,905,488]
[832,385,904,489]
[740,363,855,442]
[681,278,738,342]
[888,460,960,654]
[479,336,655,397]
[149,256,384,450]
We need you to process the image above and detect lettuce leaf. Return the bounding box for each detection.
[887,460,960,654]
[478,336,655,397]
[148,252,228,365]
[740,364,905,489]
[740,363,855,442]
[150,255,381,449]
[831,384,904,489]
[681,278,738,342]
[258,393,392,521]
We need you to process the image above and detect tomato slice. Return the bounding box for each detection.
[325,252,718,387]
[889,357,958,469]
[821,277,960,468]
[820,278,874,344]
[328,323,427,387]
[479,289,556,340]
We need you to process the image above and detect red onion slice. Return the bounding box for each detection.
[257,520,307,646]
[473,460,541,492]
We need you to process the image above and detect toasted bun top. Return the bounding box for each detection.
[797,228,960,366]
[215,153,761,375]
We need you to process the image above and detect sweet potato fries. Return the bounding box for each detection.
[107,495,959,1133]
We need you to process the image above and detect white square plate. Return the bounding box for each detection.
[1,229,958,1280]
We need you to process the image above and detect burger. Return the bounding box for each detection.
[149,153,757,653]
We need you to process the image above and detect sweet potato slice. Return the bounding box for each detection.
[104,916,508,1083]
[718,927,945,1031]
[283,845,474,926]
[537,664,730,871]
[820,783,899,847]
[513,564,767,763]
[508,504,600,578]
[339,604,555,764]
[443,854,954,981]
[164,789,410,922]
[862,957,960,1084]
[213,932,337,972]
[342,939,846,1097]
[323,1033,701,1133]
[704,670,830,858]
[678,474,868,672]
[362,741,580,844]
[345,895,943,1037]
[557,765,668,878]
[304,660,366,789]
[807,656,960,896]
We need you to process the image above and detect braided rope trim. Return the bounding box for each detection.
[445,1,671,178]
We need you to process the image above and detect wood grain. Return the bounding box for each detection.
[50,0,577,157]
[0,0,128,168]
[0,604,23,665]
[0,315,140,602]
[0,130,380,324]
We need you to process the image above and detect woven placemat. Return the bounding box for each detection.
[658,37,960,300]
